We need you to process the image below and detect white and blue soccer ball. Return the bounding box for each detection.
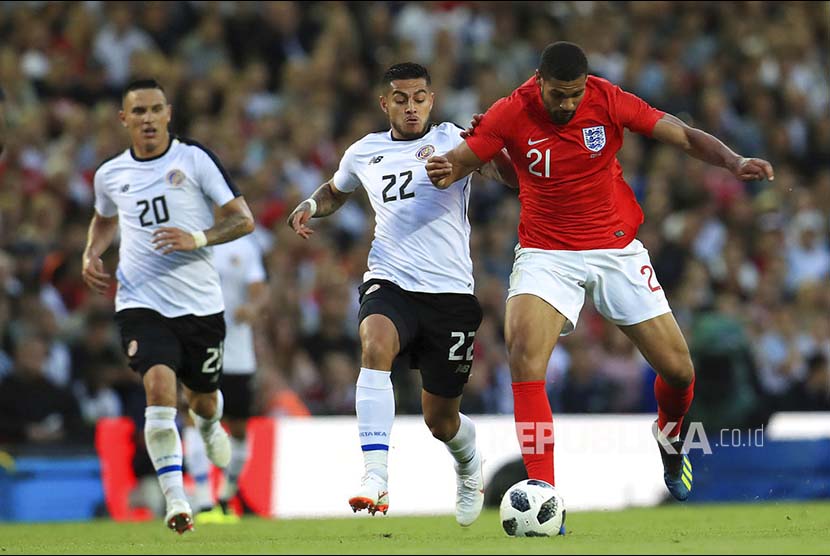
[499,479,566,537]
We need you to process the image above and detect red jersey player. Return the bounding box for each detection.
[426,41,774,503]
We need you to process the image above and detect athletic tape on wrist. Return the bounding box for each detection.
[191,230,208,248]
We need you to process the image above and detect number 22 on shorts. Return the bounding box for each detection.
[640,265,662,292]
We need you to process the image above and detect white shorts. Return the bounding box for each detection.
[507,239,672,335]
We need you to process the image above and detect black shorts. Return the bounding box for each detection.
[115,308,226,393]
[220,373,255,419]
[358,279,483,398]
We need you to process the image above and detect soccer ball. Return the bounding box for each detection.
[499,479,565,537]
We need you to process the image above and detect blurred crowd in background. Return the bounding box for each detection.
[0,1,828,450]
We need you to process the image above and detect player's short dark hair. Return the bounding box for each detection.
[122,78,165,100]
[538,42,588,81]
[381,63,431,88]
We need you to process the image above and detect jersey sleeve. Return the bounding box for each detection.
[332,143,362,193]
[194,146,240,207]
[445,122,466,148]
[93,168,118,217]
[613,86,665,136]
[464,97,511,164]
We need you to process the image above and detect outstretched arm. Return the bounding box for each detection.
[651,113,774,181]
[459,114,518,189]
[426,141,486,190]
[286,180,352,239]
[479,149,519,189]
[152,196,255,254]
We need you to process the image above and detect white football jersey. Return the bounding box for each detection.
[212,235,266,375]
[333,122,474,294]
[94,137,239,317]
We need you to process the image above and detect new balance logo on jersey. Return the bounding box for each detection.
[368,156,384,165]
[454,364,472,375]
[121,184,130,193]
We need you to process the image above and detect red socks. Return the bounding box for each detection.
[511,381,555,485]
[654,375,695,438]
[509,376,692,485]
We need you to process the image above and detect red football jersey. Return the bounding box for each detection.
[466,75,665,250]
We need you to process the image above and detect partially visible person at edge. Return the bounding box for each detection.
[0,86,6,156]
[183,232,269,525]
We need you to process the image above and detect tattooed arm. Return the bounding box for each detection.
[205,196,256,245]
[151,196,255,254]
[286,180,352,239]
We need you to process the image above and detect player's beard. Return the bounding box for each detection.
[393,119,428,139]
[541,99,575,125]
[549,109,575,125]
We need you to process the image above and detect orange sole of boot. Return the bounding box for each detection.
[349,497,388,516]
[167,513,194,535]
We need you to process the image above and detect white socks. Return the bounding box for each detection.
[444,413,478,474]
[355,370,477,482]
[144,406,186,504]
[183,425,213,510]
[220,437,248,501]
[356,368,394,482]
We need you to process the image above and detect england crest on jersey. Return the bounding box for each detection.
[582,126,606,152]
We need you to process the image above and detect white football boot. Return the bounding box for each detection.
[348,473,389,516]
[454,452,484,526]
[165,498,194,534]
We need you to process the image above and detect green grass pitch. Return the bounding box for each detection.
[1,502,828,554]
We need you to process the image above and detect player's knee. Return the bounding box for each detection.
[143,365,177,406]
[506,340,547,382]
[658,348,695,388]
[144,382,176,407]
[360,336,397,370]
[424,414,458,442]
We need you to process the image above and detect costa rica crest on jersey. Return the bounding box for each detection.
[166,169,186,186]
[582,126,606,152]
[416,144,435,160]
